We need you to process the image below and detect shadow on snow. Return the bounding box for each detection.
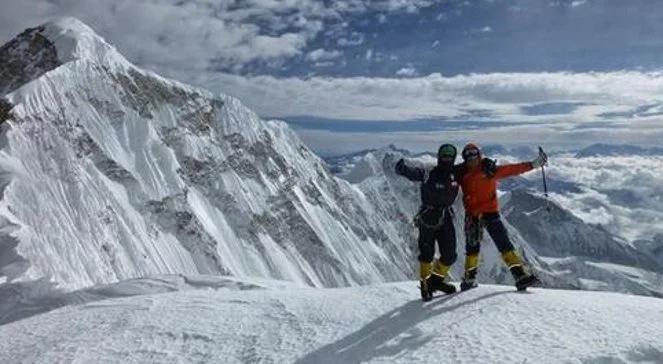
[296,290,510,363]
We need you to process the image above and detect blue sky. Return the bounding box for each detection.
[265,0,663,78]
[3,0,663,155]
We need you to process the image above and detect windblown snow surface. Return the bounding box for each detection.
[1,276,662,364]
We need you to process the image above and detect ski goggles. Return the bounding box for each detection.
[462,148,480,160]
[438,145,457,159]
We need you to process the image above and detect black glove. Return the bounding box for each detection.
[395,158,406,175]
[482,158,497,177]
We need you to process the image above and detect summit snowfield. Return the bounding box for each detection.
[1,277,663,364]
[0,18,416,299]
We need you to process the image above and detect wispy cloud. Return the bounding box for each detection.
[190,71,663,123]
[395,66,418,77]
[306,49,343,62]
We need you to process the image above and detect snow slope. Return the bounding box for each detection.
[1,276,662,364]
[0,18,415,297]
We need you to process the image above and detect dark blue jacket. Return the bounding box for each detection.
[395,159,460,209]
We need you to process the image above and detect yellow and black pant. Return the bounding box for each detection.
[417,210,457,280]
[464,212,523,275]
[418,211,457,265]
[464,212,516,255]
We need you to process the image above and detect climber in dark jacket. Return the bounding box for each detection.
[394,143,461,301]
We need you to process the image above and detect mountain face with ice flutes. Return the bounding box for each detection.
[0,18,415,295]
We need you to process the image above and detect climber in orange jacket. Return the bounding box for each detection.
[458,143,548,291]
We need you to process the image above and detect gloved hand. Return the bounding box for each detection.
[531,149,548,168]
[395,158,406,175]
[481,158,497,177]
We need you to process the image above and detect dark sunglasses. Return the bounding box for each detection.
[463,149,480,160]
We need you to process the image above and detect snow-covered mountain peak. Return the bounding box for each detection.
[2,18,265,142]
[0,20,418,297]
[40,17,126,66]
[0,17,132,97]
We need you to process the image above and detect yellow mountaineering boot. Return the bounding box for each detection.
[501,250,540,291]
[432,259,450,277]
[428,259,457,295]
[419,261,433,301]
[460,254,479,291]
[501,249,523,269]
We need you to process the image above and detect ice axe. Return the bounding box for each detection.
[538,146,551,212]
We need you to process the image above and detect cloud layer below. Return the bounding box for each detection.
[524,154,663,242]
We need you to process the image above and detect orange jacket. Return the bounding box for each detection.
[460,161,533,216]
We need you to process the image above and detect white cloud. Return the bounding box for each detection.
[0,0,320,73]
[370,0,439,13]
[0,0,442,74]
[188,70,663,155]
[395,66,419,77]
[550,0,588,7]
[535,155,663,241]
[306,48,343,62]
[243,33,309,60]
[187,71,663,124]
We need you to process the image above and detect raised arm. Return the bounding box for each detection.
[494,162,534,179]
[494,148,548,179]
[395,158,426,182]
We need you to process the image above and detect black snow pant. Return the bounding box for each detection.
[418,210,457,266]
[464,212,515,255]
